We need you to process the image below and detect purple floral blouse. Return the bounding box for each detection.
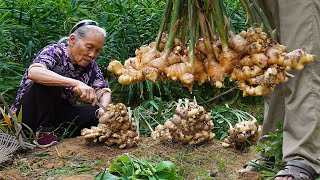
[11,43,108,114]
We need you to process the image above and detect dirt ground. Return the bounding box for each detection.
[0,136,261,180]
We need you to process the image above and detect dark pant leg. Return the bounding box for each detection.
[19,82,63,132]
[19,65,64,132]
[54,102,99,136]
[19,82,99,134]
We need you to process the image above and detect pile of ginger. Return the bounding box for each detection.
[108,28,315,96]
[151,98,215,145]
[222,119,261,151]
[81,103,140,149]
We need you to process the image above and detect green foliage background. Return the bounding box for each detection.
[0,0,165,101]
[0,0,256,104]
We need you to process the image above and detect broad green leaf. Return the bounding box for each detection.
[109,155,135,177]
[95,169,121,180]
[155,161,176,179]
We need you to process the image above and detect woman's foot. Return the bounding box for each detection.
[33,132,58,148]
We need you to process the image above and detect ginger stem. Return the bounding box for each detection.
[213,0,228,51]
[155,0,173,51]
[162,0,182,60]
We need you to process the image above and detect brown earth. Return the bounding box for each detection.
[0,136,260,180]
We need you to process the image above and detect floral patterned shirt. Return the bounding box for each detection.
[11,43,108,114]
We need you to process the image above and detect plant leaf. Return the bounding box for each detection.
[0,107,12,127]
[17,106,23,123]
[95,169,121,180]
[155,161,176,179]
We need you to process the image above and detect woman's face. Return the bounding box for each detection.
[68,29,104,67]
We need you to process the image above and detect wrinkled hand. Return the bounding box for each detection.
[97,108,106,118]
[73,82,97,105]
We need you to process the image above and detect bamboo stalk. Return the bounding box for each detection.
[155,0,173,51]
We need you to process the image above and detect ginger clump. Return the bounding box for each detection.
[222,119,261,151]
[81,103,140,149]
[151,98,215,145]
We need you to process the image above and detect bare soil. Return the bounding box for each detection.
[0,136,261,180]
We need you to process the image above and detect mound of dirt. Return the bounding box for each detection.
[0,136,260,179]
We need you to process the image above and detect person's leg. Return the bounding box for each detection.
[275,0,320,179]
[19,82,63,132]
[54,101,99,136]
[17,82,63,148]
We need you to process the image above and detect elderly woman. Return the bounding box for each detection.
[11,20,111,148]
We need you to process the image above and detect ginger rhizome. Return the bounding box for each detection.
[230,33,315,96]
[81,103,140,149]
[108,28,314,95]
[151,98,215,145]
[108,35,206,92]
[107,0,315,96]
[222,119,261,151]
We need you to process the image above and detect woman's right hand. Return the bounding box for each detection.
[73,81,97,104]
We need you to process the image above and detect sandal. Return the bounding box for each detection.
[275,160,318,180]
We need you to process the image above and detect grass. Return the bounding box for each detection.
[16,150,103,179]
[0,0,269,178]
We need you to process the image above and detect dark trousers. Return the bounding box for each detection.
[18,68,99,136]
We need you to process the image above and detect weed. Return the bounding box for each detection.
[255,123,285,178]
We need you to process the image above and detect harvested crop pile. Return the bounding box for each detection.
[107,0,315,96]
[151,98,215,145]
[222,119,260,151]
[81,103,140,149]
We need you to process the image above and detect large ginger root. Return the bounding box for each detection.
[108,34,207,91]
[81,103,140,149]
[222,119,261,151]
[108,28,315,96]
[151,98,215,145]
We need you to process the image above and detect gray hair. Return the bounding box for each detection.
[57,37,69,44]
[70,20,106,40]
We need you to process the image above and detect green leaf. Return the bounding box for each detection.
[109,155,135,177]
[95,169,121,180]
[17,106,23,123]
[155,161,176,179]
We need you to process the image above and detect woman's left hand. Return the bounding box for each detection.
[97,108,106,118]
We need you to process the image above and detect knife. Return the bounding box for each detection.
[73,87,107,112]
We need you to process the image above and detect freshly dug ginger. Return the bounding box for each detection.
[222,119,261,151]
[81,103,140,149]
[152,98,215,145]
